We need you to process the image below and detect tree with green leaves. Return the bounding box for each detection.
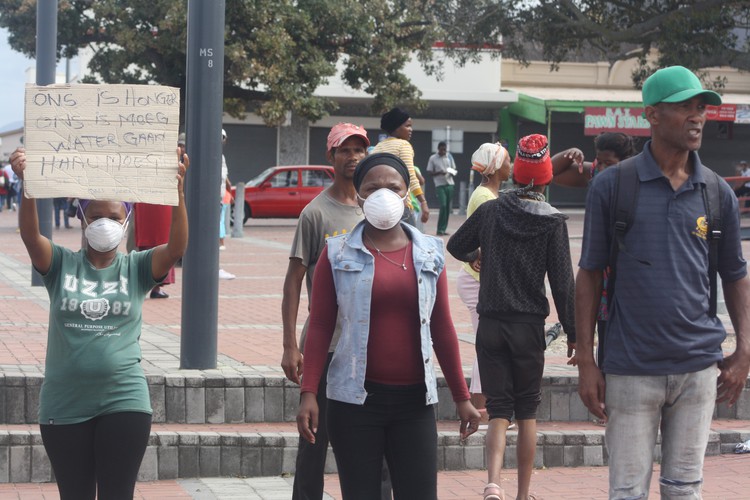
[453,0,749,89]
[1,0,747,125]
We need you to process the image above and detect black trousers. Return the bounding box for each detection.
[293,354,332,500]
[294,355,392,500]
[327,382,436,500]
[40,411,152,500]
[477,317,545,421]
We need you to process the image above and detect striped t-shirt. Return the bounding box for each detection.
[371,137,423,197]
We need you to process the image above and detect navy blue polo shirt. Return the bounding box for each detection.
[580,141,746,375]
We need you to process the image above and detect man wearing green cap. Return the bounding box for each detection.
[577,65,750,499]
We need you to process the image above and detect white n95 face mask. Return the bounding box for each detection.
[358,188,407,230]
[85,217,128,252]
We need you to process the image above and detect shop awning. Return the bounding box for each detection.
[504,87,641,124]
[505,86,750,124]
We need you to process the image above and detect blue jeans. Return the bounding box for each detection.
[53,198,70,228]
[605,364,717,500]
[219,203,228,239]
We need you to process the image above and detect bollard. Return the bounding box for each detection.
[545,323,562,347]
[231,183,245,238]
[458,181,468,215]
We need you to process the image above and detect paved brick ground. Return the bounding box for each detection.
[1,207,749,499]
[0,454,748,499]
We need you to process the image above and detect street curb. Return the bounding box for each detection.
[1,373,748,425]
[1,427,748,483]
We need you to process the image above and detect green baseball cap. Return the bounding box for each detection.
[642,66,722,107]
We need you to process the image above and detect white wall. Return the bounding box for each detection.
[315,48,506,103]
[0,130,23,161]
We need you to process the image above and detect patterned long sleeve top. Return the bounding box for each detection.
[446,193,577,341]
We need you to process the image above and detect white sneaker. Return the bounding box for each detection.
[219,245,226,250]
[218,269,236,280]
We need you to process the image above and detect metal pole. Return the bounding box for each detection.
[231,183,245,238]
[181,0,226,369]
[458,180,468,215]
[32,0,57,287]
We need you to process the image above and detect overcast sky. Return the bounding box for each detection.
[0,27,72,130]
[0,28,33,128]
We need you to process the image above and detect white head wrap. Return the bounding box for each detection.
[471,142,508,177]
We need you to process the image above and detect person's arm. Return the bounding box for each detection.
[446,204,484,263]
[151,151,189,280]
[551,148,593,188]
[9,148,53,274]
[296,248,338,444]
[575,267,607,421]
[401,141,430,222]
[430,269,481,439]
[718,277,750,406]
[281,258,308,384]
[415,167,426,187]
[547,221,577,360]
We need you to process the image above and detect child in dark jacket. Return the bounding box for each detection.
[447,134,577,500]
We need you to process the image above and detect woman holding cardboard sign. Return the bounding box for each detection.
[9,147,188,500]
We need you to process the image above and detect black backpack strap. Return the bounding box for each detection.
[599,158,639,367]
[607,157,640,304]
[701,166,723,318]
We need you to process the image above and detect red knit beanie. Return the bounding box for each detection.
[513,134,553,186]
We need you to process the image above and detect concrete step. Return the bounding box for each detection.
[1,420,749,484]
[2,372,749,425]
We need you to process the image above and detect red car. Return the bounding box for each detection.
[231,165,334,223]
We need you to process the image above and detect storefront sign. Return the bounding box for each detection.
[585,104,740,136]
[706,104,736,122]
[584,107,651,137]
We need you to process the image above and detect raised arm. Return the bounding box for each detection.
[551,148,593,188]
[151,151,189,280]
[10,148,53,274]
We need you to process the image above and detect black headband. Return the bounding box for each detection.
[353,153,411,191]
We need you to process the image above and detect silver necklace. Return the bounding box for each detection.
[365,233,409,271]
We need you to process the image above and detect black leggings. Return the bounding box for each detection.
[40,412,152,500]
[327,382,437,500]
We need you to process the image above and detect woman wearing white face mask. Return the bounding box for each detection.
[297,152,480,500]
[9,147,188,500]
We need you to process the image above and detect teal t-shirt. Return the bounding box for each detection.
[40,243,158,425]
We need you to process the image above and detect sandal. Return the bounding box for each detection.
[483,482,505,500]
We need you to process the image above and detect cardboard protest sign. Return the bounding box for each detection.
[23,83,180,205]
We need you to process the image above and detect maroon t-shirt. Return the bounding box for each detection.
[302,243,470,402]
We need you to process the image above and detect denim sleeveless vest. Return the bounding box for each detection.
[325,221,445,405]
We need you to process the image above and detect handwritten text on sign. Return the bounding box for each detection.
[24,84,180,205]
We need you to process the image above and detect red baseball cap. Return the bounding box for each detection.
[327,123,370,152]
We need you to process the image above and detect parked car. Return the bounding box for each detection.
[230,165,334,223]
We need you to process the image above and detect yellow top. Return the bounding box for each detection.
[371,137,423,197]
